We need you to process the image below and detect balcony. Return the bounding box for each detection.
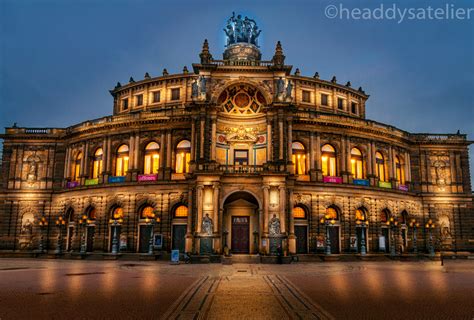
[218,165,264,174]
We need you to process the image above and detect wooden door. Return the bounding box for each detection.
[172,225,186,253]
[86,226,95,252]
[295,226,308,254]
[139,225,151,253]
[329,226,339,253]
[382,228,390,253]
[231,216,249,253]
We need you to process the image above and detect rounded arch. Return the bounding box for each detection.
[84,205,97,220]
[380,208,391,223]
[355,207,368,221]
[65,207,75,223]
[399,210,409,225]
[210,80,272,106]
[325,205,340,220]
[292,204,308,219]
[173,204,189,218]
[221,189,262,210]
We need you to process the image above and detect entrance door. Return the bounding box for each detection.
[86,226,95,252]
[381,228,390,252]
[231,216,249,253]
[295,225,308,254]
[172,225,186,252]
[67,226,74,251]
[139,225,151,253]
[329,226,340,253]
[109,225,121,252]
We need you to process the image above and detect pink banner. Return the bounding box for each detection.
[138,174,157,182]
[398,185,409,191]
[323,176,343,184]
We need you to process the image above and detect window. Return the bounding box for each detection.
[351,102,358,114]
[141,206,155,219]
[144,142,160,174]
[122,98,129,110]
[73,152,82,181]
[171,88,180,101]
[293,206,306,219]
[350,148,364,179]
[92,148,103,179]
[292,141,306,175]
[381,209,390,223]
[174,205,188,218]
[136,94,143,106]
[115,145,129,177]
[355,208,366,221]
[153,91,161,103]
[321,93,329,106]
[302,90,310,103]
[112,207,124,220]
[321,144,336,176]
[175,140,191,173]
[86,207,96,221]
[67,208,75,223]
[395,156,405,184]
[325,206,338,220]
[337,98,344,110]
[375,152,386,182]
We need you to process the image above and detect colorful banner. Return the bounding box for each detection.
[398,184,409,191]
[138,174,157,182]
[378,181,392,189]
[323,176,343,184]
[84,178,99,186]
[108,176,126,183]
[66,181,80,188]
[353,179,370,186]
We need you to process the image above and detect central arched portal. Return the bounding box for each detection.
[223,191,260,254]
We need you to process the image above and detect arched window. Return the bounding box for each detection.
[111,207,124,220]
[175,140,191,174]
[321,144,337,176]
[381,209,390,223]
[73,152,82,181]
[174,205,188,218]
[355,208,367,221]
[140,206,155,219]
[400,210,408,225]
[375,152,386,182]
[92,148,103,179]
[84,207,96,221]
[66,208,75,223]
[115,145,129,177]
[292,206,306,219]
[292,142,306,175]
[350,148,364,179]
[144,142,160,175]
[325,206,339,220]
[395,155,405,184]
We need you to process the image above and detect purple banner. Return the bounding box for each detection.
[398,184,409,191]
[138,174,157,182]
[66,181,80,188]
[323,176,343,184]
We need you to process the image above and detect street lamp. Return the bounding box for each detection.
[409,219,420,255]
[425,219,436,257]
[386,217,398,257]
[55,216,66,254]
[78,214,89,254]
[144,210,161,255]
[109,212,124,255]
[38,216,48,253]
[356,218,369,255]
[320,215,336,255]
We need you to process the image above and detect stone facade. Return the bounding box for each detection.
[0,25,473,255]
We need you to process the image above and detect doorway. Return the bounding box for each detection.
[231,216,250,253]
[138,225,151,253]
[172,224,186,252]
[295,225,308,254]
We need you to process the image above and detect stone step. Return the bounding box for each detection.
[227,254,261,264]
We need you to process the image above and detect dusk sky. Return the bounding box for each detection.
[1,0,473,184]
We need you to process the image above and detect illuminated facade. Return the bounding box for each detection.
[0,15,473,256]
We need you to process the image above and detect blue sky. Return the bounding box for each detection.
[1,0,473,186]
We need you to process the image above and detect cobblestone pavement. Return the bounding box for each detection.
[0,259,473,319]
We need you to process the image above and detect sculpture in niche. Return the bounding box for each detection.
[438,215,452,241]
[269,214,281,236]
[192,76,207,101]
[275,78,293,102]
[202,214,213,236]
[432,160,447,189]
[19,213,34,250]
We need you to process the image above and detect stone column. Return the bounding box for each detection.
[134,132,140,170]
[211,116,217,161]
[388,146,394,182]
[288,188,296,254]
[100,138,107,183]
[200,118,205,160]
[64,146,70,180]
[127,135,134,181]
[106,137,112,178]
[267,119,272,162]
[262,186,269,236]
[165,131,172,179]
[279,185,286,234]
[196,185,203,233]
[212,184,219,232]
[159,132,165,179]
[185,188,193,253]
[367,142,373,176]
[404,151,410,184]
[316,133,322,180]
[279,119,284,160]
[287,118,294,173]
[79,143,86,184]
[191,120,196,161]
[83,141,89,177]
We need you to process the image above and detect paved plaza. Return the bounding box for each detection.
[0,258,473,319]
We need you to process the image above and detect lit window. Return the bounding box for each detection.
[115,144,129,177]
[321,93,329,106]
[153,91,161,103]
[171,88,180,101]
[381,209,390,223]
[144,142,160,174]
[87,207,96,220]
[175,205,188,218]
[321,144,336,176]
[175,140,191,174]
[355,208,366,221]
[92,148,103,179]
[395,156,405,184]
[376,152,386,182]
[141,206,154,219]
[292,141,306,175]
[73,152,82,182]
[293,207,306,219]
[326,207,338,220]
[136,94,143,106]
[112,207,123,220]
[302,90,310,103]
[350,147,364,179]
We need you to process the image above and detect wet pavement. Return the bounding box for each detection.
[0,259,473,319]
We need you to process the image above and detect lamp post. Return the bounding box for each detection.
[78,214,88,254]
[109,218,123,255]
[145,210,161,255]
[425,219,436,257]
[386,217,398,257]
[55,216,66,254]
[320,215,336,255]
[38,216,48,253]
[356,218,369,256]
[409,219,420,255]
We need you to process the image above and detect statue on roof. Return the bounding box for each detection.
[224,12,261,47]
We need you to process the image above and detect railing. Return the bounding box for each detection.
[218,164,264,174]
[212,59,274,67]
[24,128,50,134]
[411,133,467,141]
